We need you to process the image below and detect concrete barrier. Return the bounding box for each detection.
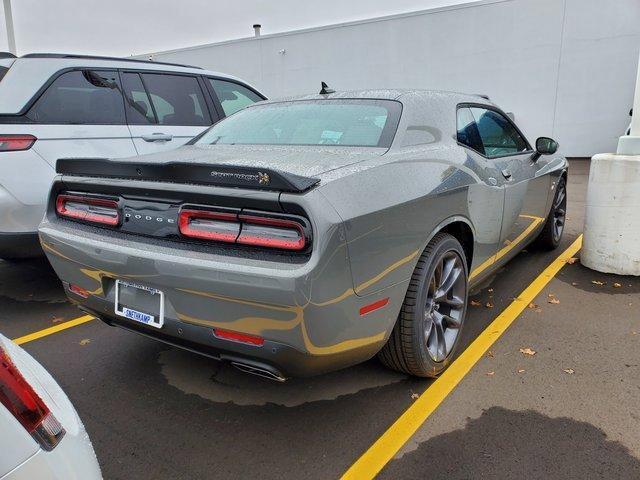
[582,154,640,274]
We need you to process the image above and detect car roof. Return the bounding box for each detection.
[259,88,494,107]
[0,55,258,115]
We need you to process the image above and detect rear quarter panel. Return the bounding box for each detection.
[318,145,502,296]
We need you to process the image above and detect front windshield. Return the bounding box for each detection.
[195,99,401,148]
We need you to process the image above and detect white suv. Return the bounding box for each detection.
[0,53,265,259]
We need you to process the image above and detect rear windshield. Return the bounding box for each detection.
[0,67,8,82]
[194,99,402,148]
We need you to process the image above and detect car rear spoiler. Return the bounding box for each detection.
[56,158,320,193]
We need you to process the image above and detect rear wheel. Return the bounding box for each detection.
[378,233,468,377]
[533,176,566,250]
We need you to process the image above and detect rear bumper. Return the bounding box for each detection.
[0,232,42,258]
[1,431,101,480]
[39,199,407,377]
[0,184,46,237]
[79,298,384,379]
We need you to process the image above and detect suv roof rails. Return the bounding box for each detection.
[20,53,203,70]
[0,52,17,59]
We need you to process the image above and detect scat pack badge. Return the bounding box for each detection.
[209,170,270,185]
[258,172,270,184]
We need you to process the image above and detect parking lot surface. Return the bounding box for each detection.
[1,160,639,479]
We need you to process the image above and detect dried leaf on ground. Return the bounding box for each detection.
[591,280,605,286]
[566,257,579,265]
[488,288,494,293]
[411,392,419,400]
[485,371,495,376]
[517,369,526,374]
[79,339,91,346]
[485,302,494,308]
[528,302,539,309]
[51,316,64,323]
[571,282,579,286]
[487,351,495,358]
[563,368,575,375]
[613,282,622,288]
[519,347,536,356]
[547,294,560,305]
[470,300,482,307]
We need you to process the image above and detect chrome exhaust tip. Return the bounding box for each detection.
[231,361,287,382]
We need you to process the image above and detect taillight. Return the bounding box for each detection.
[0,134,37,152]
[0,346,65,451]
[178,209,240,242]
[178,208,309,251]
[237,214,306,251]
[56,194,120,226]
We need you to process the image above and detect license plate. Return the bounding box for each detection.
[114,280,164,329]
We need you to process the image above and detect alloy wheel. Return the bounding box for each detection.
[423,251,466,362]
[552,181,567,242]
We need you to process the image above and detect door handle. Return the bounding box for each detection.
[142,133,173,142]
[501,169,512,180]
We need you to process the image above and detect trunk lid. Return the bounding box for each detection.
[93,144,387,180]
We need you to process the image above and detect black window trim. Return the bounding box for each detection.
[197,76,221,123]
[455,102,534,160]
[119,70,158,125]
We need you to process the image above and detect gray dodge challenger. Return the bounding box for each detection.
[39,89,567,381]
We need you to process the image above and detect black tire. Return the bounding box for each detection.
[533,176,567,250]
[378,233,468,377]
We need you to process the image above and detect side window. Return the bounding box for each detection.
[469,107,529,158]
[27,70,125,124]
[209,79,263,116]
[140,74,211,126]
[121,72,155,125]
[456,107,484,154]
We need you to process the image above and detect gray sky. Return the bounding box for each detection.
[1,0,467,57]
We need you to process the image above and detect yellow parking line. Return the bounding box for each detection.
[13,315,95,346]
[342,234,583,480]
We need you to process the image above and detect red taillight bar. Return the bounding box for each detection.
[178,209,240,242]
[0,135,37,152]
[0,346,65,450]
[179,208,309,251]
[237,214,306,251]
[56,194,120,226]
[213,328,264,347]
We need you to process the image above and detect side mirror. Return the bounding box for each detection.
[535,137,559,155]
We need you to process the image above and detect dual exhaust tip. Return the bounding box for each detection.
[231,361,287,382]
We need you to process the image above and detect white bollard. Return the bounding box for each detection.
[582,52,640,275]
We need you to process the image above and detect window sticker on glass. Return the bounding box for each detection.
[320,130,343,143]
